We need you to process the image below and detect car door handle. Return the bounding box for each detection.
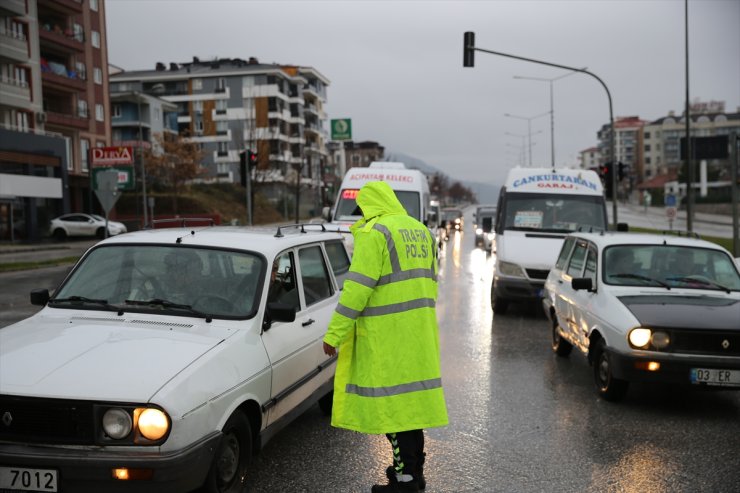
[302,319,315,327]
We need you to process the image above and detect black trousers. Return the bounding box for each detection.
[386,429,425,478]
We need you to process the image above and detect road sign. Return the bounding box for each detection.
[331,118,352,141]
[94,170,121,214]
[666,206,677,220]
[665,194,677,207]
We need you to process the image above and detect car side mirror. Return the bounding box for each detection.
[616,222,629,232]
[263,302,297,331]
[30,288,50,306]
[571,278,594,291]
[322,206,331,221]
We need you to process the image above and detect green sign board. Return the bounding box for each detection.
[331,118,352,141]
[92,166,135,191]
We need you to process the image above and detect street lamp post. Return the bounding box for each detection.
[464,31,619,226]
[504,112,548,167]
[513,71,581,168]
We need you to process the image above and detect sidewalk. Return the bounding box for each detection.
[0,239,98,267]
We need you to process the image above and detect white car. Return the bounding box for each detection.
[542,231,740,402]
[49,213,128,240]
[0,223,348,492]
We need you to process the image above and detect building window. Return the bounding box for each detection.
[93,67,102,84]
[90,0,98,11]
[95,104,104,122]
[193,100,203,113]
[192,78,202,90]
[77,100,88,118]
[81,139,90,171]
[112,104,121,118]
[91,30,100,48]
[75,61,86,80]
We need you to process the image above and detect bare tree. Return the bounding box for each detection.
[143,132,205,213]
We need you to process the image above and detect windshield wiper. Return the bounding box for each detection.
[50,296,123,313]
[611,273,671,289]
[664,276,731,293]
[124,298,212,322]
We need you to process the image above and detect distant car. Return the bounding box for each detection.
[542,231,740,401]
[442,208,464,233]
[0,223,347,492]
[474,208,496,250]
[49,213,127,240]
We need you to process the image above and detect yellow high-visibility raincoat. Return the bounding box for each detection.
[323,181,448,434]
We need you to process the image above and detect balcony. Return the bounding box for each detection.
[43,0,83,15]
[39,27,85,53]
[46,111,89,130]
[0,0,26,16]
[42,70,86,92]
[0,31,29,62]
[0,77,31,108]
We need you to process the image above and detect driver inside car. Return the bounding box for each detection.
[163,249,206,305]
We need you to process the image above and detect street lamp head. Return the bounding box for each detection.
[463,32,475,67]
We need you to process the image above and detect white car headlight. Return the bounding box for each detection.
[497,260,526,278]
[628,328,652,348]
[487,233,495,240]
[476,228,483,235]
[651,331,670,349]
[103,408,132,439]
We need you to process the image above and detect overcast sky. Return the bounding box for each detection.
[106,0,739,185]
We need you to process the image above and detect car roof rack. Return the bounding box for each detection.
[274,222,327,237]
[150,218,216,228]
[660,230,701,239]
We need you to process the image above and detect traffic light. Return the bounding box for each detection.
[239,151,247,187]
[463,32,475,67]
[248,150,258,167]
[601,162,613,198]
[617,162,627,182]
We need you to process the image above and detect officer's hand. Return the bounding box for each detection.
[323,342,336,356]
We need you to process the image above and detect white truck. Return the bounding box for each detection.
[325,162,432,253]
[491,167,608,314]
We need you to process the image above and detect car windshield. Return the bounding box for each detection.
[603,245,740,291]
[502,193,605,232]
[53,245,265,318]
[335,189,420,221]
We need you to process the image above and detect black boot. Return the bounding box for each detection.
[371,478,420,493]
[386,450,426,491]
[385,466,426,490]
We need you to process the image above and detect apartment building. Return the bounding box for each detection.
[109,57,330,213]
[0,0,110,241]
[579,146,601,170]
[642,103,740,180]
[597,116,646,179]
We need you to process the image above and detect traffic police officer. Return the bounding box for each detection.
[323,180,448,492]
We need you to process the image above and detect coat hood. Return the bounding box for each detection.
[356,181,408,220]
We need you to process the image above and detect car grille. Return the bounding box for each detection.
[0,395,95,445]
[526,269,550,280]
[668,330,740,357]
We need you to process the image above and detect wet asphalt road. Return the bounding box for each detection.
[1,212,740,492]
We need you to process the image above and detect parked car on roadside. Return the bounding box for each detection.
[0,222,347,492]
[542,231,740,402]
[49,213,128,240]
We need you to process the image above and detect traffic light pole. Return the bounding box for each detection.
[464,32,619,227]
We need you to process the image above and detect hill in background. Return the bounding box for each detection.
[385,151,501,205]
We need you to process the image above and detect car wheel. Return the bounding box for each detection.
[96,227,106,239]
[318,390,333,416]
[53,229,67,241]
[204,411,252,493]
[551,319,573,357]
[592,339,628,402]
